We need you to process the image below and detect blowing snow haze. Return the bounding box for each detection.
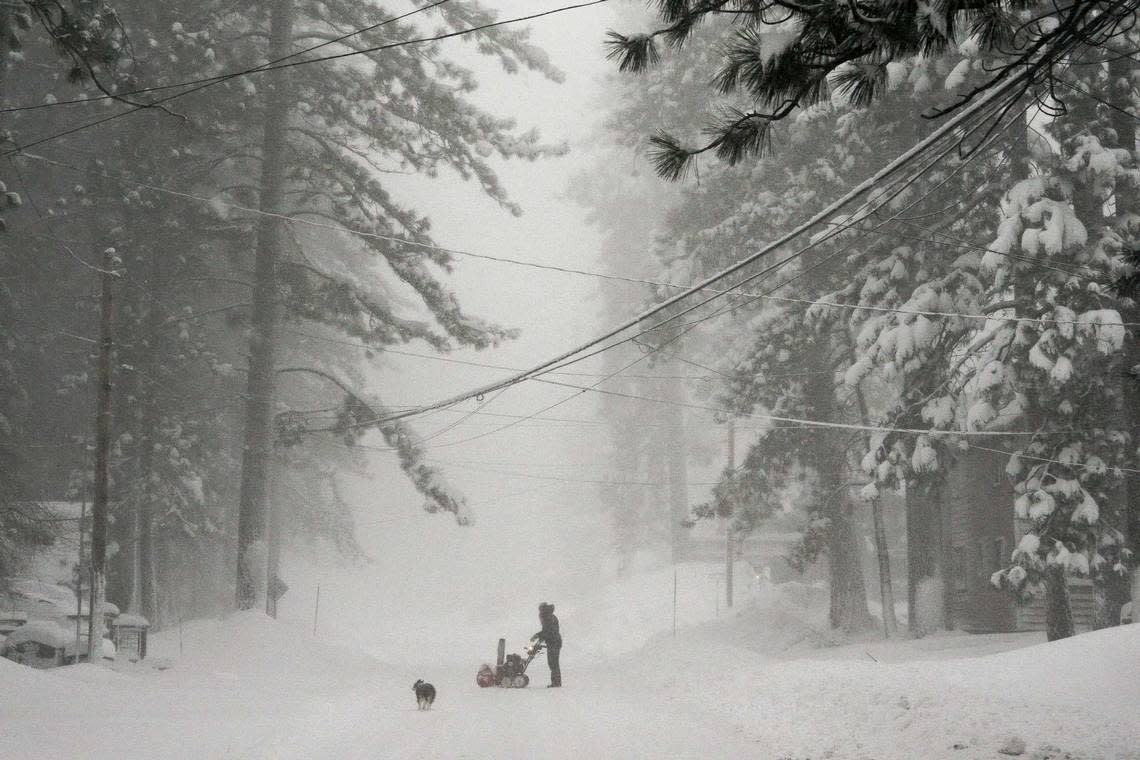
[2,1,1139,759]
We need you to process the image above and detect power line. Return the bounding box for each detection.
[20,141,1104,334]
[31,149,1094,306]
[416,459,725,487]
[22,128,927,448]
[531,376,1045,438]
[0,0,453,114]
[370,76,1035,426]
[292,78,1036,445]
[283,328,715,380]
[511,82,1049,394]
[530,117,978,381]
[1,0,610,156]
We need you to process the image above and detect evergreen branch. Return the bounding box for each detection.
[604,31,659,73]
[832,62,887,108]
[649,131,696,182]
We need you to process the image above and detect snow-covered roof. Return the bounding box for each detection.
[5,578,74,606]
[4,620,72,649]
[114,613,150,628]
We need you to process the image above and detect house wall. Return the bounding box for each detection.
[944,449,1096,633]
[944,449,1018,632]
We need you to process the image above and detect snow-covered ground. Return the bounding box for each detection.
[2,573,1138,759]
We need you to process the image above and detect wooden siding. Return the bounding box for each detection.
[1016,578,1096,632]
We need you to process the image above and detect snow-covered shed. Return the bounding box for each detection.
[1,620,72,669]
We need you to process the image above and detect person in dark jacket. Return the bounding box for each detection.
[532,602,562,687]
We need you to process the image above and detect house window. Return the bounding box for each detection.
[952,546,967,592]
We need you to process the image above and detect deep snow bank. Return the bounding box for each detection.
[623,589,1140,760]
[0,612,405,760]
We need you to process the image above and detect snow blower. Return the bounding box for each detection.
[476,637,544,688]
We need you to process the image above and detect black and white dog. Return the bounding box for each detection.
[413,679,436,711]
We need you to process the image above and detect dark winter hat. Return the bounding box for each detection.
[539,602,554,614]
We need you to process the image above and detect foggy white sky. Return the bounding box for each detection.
[278,1,687,643]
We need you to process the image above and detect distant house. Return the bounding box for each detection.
[942,447,1095,633]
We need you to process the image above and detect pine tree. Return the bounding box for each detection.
[608,1,1138,179]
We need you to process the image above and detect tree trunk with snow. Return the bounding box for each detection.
[88,243,115,661]
[808,386,871,630]
[1007,112,1078,637]
[236,0,294,610]
[906,481,945,635]
[852,378,897,638]
[1109,52,1140,625]
[803,311,871,632]
[130,250,162,624]
[1044,564,1075,641]
[870,497,898,638]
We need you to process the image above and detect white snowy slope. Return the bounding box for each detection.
[2,579,1137,759]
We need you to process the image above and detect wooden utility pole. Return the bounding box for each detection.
[266,479,281,618]
[74,492,86,661]
[88,245,116,662]
[725,421,734,610]
[235,0,294,609]
[666,375,688,563]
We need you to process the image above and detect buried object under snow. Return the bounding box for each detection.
[477,636,544,688]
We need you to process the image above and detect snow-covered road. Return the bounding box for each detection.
[266,664,763,760]
[4,581,1139,759]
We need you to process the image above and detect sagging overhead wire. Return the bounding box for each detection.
[19,143,1095,311]
[341,67,1044,430]
[529,90,1009,383]
[325,102,1030,448]
[531,377,1044,440]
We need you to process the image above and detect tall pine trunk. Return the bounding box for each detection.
[130,250,162,624]
[806,369,872,632]
[1109,52,1140,623]
[801,316,870,631]
[1044,564,1075,641]
[236,0,294,610]
[905,480,945,635]
[1007,108,1077,636]
[88,243,115,660]
[852,377,897,637]
[869,496,898,637]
